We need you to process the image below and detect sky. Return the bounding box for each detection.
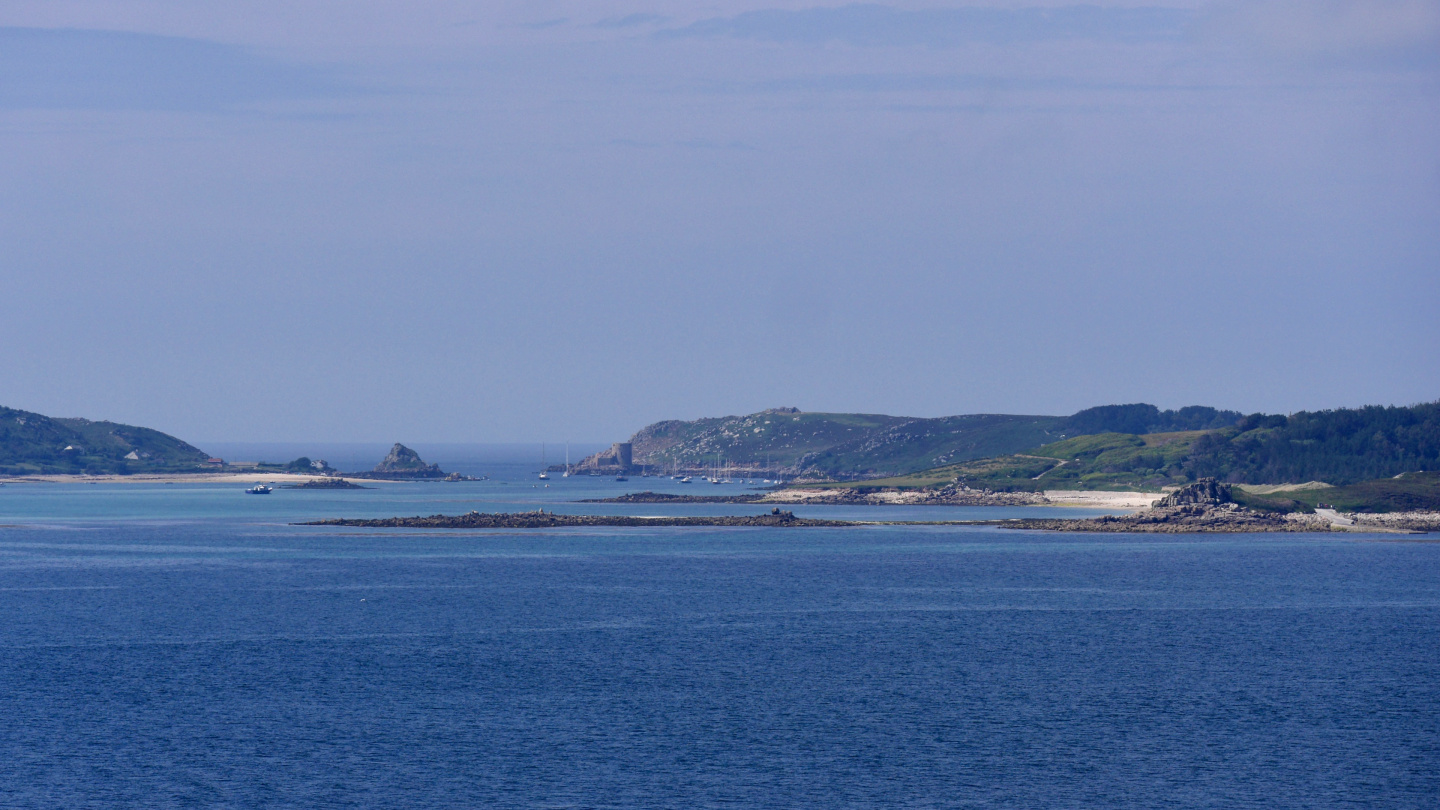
[1,0,1437,443]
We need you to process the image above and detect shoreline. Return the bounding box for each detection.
[583,488,1159,509]
[0,472,369,485]
[295,509,1438,534]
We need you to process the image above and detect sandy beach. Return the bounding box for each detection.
[1042,490,1162,509]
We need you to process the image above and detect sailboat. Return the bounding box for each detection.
[538,443,550,480]
[562,443,570,477]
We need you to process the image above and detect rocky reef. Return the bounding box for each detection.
[580,491,766,504]
[284,478,370,490]
[299,508,850,529]
[764,485,1050,507]
[584,485,1047,507]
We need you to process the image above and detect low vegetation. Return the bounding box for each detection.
[1236,472,1440,514]
[812,402,1440,508]
[623,403,1246,480]
[0,406,211,475]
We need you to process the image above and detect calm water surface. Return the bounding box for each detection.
[1,471,1436,807]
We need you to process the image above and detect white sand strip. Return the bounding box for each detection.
[1043,490,1161,509]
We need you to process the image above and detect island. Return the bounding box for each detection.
[283,478,371,490]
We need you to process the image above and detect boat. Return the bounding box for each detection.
[245,484,272,495]
[538,443,550,480]
[616,475,628,482]
[679,476,691,484]
[562,443,570,477]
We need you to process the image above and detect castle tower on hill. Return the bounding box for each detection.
[612,442,632,469]
[573,441,635,472]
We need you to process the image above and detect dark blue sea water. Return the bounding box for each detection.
[1,467,1437,807]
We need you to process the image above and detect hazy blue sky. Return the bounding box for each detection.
[2,1,1437,442]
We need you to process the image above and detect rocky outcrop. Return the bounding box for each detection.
[1154,478,1231,508]
[375,443,436,473]
[346,443,446,479]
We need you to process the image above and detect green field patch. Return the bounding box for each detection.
[1236,471,1440,513]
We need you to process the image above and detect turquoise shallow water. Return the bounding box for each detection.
[1,471,1437,807]
[0,480,1115,524]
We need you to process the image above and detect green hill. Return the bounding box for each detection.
[630,409,912,472]
[815,401,1440,494]
[0,406,211,475]
[821,430,1210,492]
[616,403,1245,479]
[1183,404,1440,484]
[624,408,1073,478]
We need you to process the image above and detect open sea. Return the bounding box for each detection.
[2,446,1437,808]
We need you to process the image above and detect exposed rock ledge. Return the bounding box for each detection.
[1347,512,1440,532]
[283,478,371,490]
[584,486,1049,507]
[298,509,851,529]
[1001,503,1336,533]
[765,485,1049,506]
[580,492,766,504]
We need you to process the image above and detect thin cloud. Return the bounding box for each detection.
[596,13,669,29]
[0,27,346,112]
[517,18,569,30]
[657,4,1195,47]
[1195,0,1440,68]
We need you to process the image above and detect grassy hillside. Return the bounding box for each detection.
[812,401,1440,495]
[793,414,1068,478]
[824,430,1210,492]
[1235,472,1440,514]
[0,406,211,475]
[626,409,1074,478]
[631,409,912,471]
[620,404,1249,480]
